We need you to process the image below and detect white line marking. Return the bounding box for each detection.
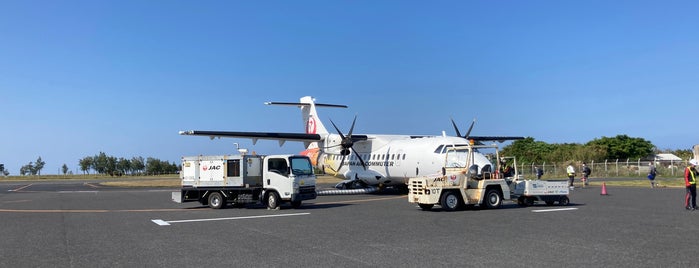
[532,208,578,213]
[152,212,310,226]
[152,219,170,226]
[58,191,99,193]
[8,184,34,192]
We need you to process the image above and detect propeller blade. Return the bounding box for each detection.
[329,118,346,140]
[451,118,462,137]
[347,115,357,136]
[352,149,367,170]
[464,118,476,138]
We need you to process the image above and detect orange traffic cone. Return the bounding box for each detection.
[600,182,608,195]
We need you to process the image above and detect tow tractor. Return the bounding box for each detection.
[407,143,569,211]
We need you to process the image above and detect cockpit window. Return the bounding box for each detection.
[436,144,470,154]
[433,145,444,154]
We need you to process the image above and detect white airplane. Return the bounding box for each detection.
[179,96,523,189]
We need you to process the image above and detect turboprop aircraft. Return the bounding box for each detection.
[179,96,524,189]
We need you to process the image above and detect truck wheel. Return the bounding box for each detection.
[418,203,434,211]
[440,191,462,211]
[266,191,280,210]
[559,196,570,206]
[291,200,302,209]
[517,196,526,206]
[525,197,535,206]
[483,189,502,209]
[208,192,226,209]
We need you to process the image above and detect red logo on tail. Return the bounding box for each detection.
[306,117,317,134]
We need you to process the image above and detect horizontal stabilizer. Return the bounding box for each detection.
[264,101,348,108]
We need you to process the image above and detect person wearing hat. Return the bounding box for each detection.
[685,159,698,211]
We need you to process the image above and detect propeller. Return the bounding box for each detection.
[329,116,367,174]
[451,118,476,139]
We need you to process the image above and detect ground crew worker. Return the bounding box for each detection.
[566,164,575,189]
[685,159,697,211]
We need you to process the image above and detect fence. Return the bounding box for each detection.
[518,159,690,179]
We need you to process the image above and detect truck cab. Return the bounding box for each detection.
[262,155,317,209]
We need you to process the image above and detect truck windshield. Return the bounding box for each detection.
[290,157,314,175]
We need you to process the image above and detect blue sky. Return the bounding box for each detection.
[1,0,698,174]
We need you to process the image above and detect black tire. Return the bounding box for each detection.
[559,196,570,206]
[526,197,535,206]
[517,196,526,206]
[483,189,503,209]
[291,200,302,209]
[266,191,280,210]
[418,203,434,211]
[440,191,462,211]
[208,192,226,209]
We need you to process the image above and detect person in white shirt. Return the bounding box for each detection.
[566,164,576,189]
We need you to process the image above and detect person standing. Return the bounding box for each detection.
[647,162,657,188]
[535,166,543,180]
[566,164,575,189]
[685,159,697,211]
[581,163,591,187]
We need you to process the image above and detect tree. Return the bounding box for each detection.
[586,135,654,160]
[93,152,108,174]
[131,156,145,175]
[20,162,34,176]
[34,157,45,175]
[105,156,117,176]
[117,157,131,176]
[146,157,161,175]
[501,137,555,163]
[79,157,93,174]
[62,164,69,175]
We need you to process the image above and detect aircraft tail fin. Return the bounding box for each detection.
[265,96,347,148]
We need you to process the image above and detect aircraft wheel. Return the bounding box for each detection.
[483,189,503,209]
[208,192,226,209]
[440,191,462,211]
[418,203,434,211]
[266,191,280,210]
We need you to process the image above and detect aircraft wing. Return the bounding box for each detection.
[469,136,525,143]
[179,130,321,146]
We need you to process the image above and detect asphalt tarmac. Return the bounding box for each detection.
[0,180,696,267]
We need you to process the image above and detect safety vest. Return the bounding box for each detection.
[687,167,697,185]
